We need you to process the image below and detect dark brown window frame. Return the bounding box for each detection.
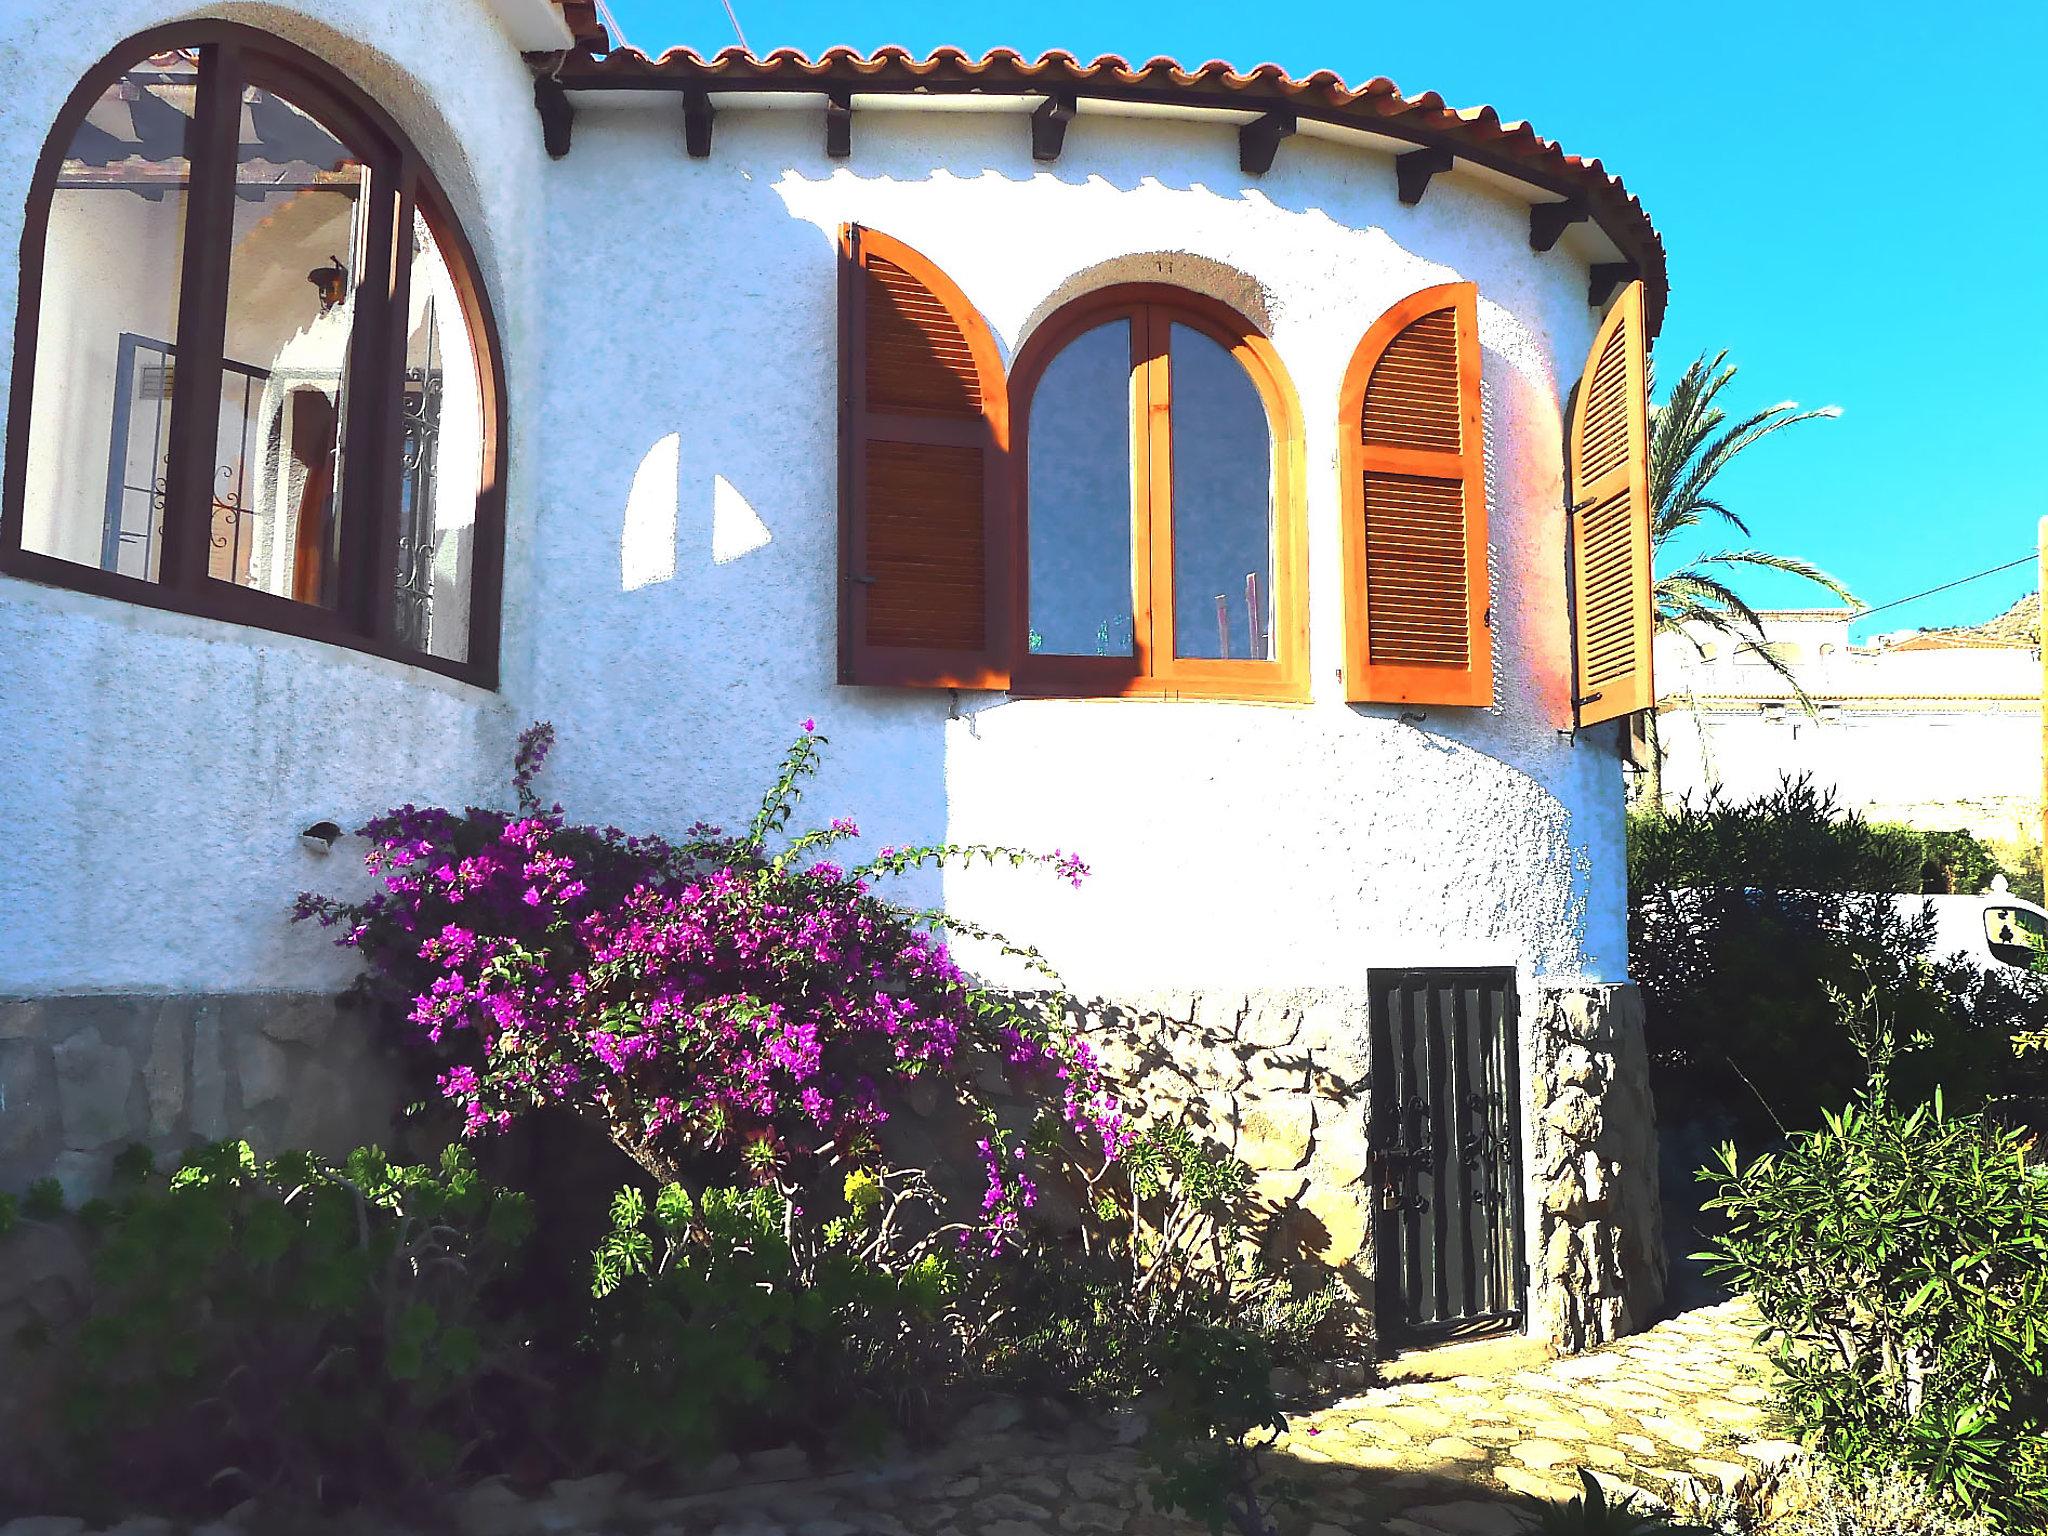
[1,20,508,687]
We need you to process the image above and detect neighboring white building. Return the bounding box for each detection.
[0,2,1673,1351]
[1655,604,2042,850]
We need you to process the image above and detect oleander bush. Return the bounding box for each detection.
[1629,776,2048,1139]
[1696,1007,2048,1523]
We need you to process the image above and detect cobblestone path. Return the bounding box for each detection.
[1276,1299,1799,1533]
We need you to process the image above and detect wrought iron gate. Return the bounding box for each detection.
[1369,968,1525,1342]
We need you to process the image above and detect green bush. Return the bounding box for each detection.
[7,1140,538,1513]
[1629,776,2048,1137]
[579,1174,961,1463]
[1696,1038,2048,1521]
[986,1122,1336,1534]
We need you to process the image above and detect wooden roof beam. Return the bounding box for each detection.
[825,88,852,158]
[1032,90,1077,162]
[1589,261,1640,308]
[1239,110,1295,175]
[535,73,573,159]
[1396,145,1453,205]
[1530,198,1589,252]
[682,86,715,158]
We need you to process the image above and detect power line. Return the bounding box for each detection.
[719,0,750,51]
[1851,553,2035,623]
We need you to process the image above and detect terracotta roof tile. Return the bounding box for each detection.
[545,45,1667,329]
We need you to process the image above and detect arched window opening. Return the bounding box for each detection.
[1,23,505,683]
[1011,287,1304,701]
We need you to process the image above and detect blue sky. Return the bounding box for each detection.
[603,0,2046,634]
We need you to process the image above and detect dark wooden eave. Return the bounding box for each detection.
[534,73,573,159]
[682,86,714,157]
[1395,145,1452,205]
[1238,110,1295,175]
[1529,198,1588,252]
[528,47,1671,333]
[1031,91,1077,161]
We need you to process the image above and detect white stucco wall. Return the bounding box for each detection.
[0,0,546,992]
[529,101,1630,998]
[2,17,1635,1000]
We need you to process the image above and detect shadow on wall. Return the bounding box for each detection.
[536,105,1603,963]
[1008,988,1381,1354]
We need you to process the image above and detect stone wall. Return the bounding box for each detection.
[0,981,1665,1360]
[1059,989,1378,1344]
[0,993,406,1200]
[1527,983,1666,1353]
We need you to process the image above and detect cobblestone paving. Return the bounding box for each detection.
[1276,1299,1800,1533]
[0,1302,1794,1536]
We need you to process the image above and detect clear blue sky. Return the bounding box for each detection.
[603,0,2046,633]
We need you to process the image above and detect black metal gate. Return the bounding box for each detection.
[1369,968,1525,1342]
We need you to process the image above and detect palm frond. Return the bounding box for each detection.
[1694,548,1856,604]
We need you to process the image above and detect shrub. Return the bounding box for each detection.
[580,1173,964,1461]
[986,1123,1336,1534]
[6,1140,537,1513]
[1629,776,2048,1136]
[1769,1463,2001,1536]
[296,720,1128,1243]
[1696,1021,2048,1522]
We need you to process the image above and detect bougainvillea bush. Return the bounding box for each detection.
[297,720,1128,1253]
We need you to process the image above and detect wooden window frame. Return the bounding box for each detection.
[0,21,508,688]
[1338,282,1492,707]
[1008,284,1307,703]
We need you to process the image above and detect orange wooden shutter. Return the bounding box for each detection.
[1339,283,1492,705]
[1566,279,1653,728]
[839,224,1010,688]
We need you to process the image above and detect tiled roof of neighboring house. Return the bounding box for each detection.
[543,45,1669,331]
[1889,594,2040,651]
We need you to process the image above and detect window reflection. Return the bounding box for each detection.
[20,53,199,579]
[1027,320,1134,657]
[394,210,484,663]
[1169,324,1274,660]
[211,79,367,606]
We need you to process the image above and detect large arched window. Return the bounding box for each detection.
[1,23,505,683]
[1009,286,1305,701]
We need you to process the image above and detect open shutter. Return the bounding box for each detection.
[1566,280,1653,728]
[839,224,1010,688]
[1339,283,1492,705]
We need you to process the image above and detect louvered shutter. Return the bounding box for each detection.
[839,225,1010,688]
[1339,283,1492,706]
[1566,280,1653,728]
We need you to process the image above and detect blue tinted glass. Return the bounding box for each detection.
[1027,321,1134,657]
[1169,324,1272,661]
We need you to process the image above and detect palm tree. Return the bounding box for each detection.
[1645,352,1854,800]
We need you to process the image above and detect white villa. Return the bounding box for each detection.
[0,0,1670,1352]
[1654,603,2042,856]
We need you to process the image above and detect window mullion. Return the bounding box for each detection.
[1141,306,1177,678]
[336,152,411,642]
[158,41,242,593]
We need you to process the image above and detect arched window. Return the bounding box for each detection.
[1009,286,1305,701]
[1,23,505,683]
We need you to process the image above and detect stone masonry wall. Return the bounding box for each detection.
[0,982,1665,1361]
[1057,989,1379,1349]
[1527,983,1666,1353]
[0,993,406,1201]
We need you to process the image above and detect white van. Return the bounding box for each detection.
[1917,878,2048,977]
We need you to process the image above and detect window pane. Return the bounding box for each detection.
[21,52,199,580]
[210,78,369,606]
[1169,324,1274,661]
[1027,320,1134,657]
[393,209,484,662]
